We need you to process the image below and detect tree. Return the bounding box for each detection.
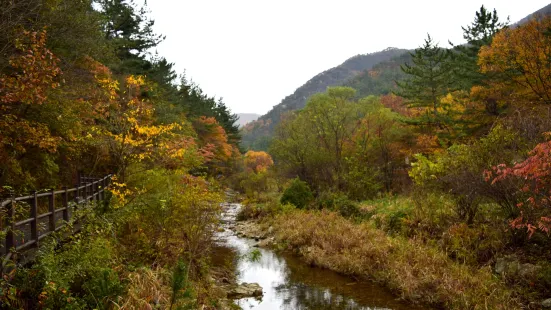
[478,17,551,105]
[192,116,235,175]
[272,88,412,198]
[0,29,63,189]
[97,0,164,74]
[411,126,527,224]
[244,151,274,173]
[239,151,274,197]
[177,76,240,147]
[450,6,508,91]
[271,87,362,192]
[349,100,412,194]
[299,87,361,191]
[396,35,458,139]
[270,112,315,183]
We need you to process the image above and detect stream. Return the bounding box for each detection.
[214,203,424,310]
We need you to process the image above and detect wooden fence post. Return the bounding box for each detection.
[48,189,55,232]
[62,186,69,222]
[83,182,87,202]
[99,177,105,201]
[87,182,91,202]
[74,183,80,211]
[31,191,38,247]
[94,181,99,203]
[5,196,16,251]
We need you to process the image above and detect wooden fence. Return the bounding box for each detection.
[0,174,112,264]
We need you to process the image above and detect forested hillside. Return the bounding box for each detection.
[3,1,551,309]
[0,0,241,308]
[343,52,412,99]
[236,113,260,127]
[234,4,551,309]
[240,48,407,150]
[515,3,551,25]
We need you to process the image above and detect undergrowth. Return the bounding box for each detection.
[269,209,521,309]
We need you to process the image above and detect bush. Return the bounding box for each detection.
[36,235,123,309]
[358,196,413,234]
[280,178,313,209]
[237,198,295,221]
[316,192,359,218]
[409,126,529,224]
[441,222,506,266]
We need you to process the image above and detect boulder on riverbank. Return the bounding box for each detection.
[495,255,542,283]
[232,219,271,240]
[227,282,263,299]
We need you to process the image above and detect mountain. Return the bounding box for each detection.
[242,3,551,152]
[343,52,411,99]
[236,113,260,127]
[515,3,551,25]
[241,47,408,150]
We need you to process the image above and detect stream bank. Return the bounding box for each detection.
[213,202,424,310]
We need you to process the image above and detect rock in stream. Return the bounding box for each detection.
[227,282,263,299]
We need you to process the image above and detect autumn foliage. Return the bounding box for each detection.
[479,17,551,104]
[489,138,551,237]
[0,29,240,191]
[244,150,274,173]
[0,29,63,188]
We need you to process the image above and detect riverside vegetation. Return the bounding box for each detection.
[234,6,551,310]
[0,0,241,308]
[2,1,551,310]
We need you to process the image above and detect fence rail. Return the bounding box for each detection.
[1,174,112,264]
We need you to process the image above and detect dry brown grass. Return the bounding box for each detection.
[116,267,171,310]
[270,210,522,309]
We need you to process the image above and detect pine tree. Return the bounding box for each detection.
[396,35,456,133]
[450,6,508,95]
[97,0,165,75]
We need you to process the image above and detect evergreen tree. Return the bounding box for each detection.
[177,76,240,145]
[97,0,165,75]
[449,6,508,100]
[396,35,457,133]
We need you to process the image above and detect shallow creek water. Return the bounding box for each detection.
[214,203,425,310]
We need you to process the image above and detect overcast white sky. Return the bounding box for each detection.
[145,1,550,115]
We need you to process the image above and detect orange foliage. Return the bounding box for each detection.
[415,134,441,154]
[0,29,62,105]
[244,151,274,173]
[479,17,551,104]
[194,116,232,162]
[380,94,410,116]
[0,29,63,180]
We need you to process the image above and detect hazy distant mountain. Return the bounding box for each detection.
[241,2,551,151]
[515,3,551,26]
[236,113,260,127]
[343,52,412,99]
[241,47,408,150]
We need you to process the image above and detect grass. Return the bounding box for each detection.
[268,209,521,309]
[117,267,171,309]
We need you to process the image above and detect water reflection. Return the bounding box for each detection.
[215,203,424,310]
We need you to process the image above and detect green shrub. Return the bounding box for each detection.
[361,196,414,234]
[316,192,359,218]
[336,199,360,218]
[280,178,313,209]
[441,222,506,266]
[37,236,123,309]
